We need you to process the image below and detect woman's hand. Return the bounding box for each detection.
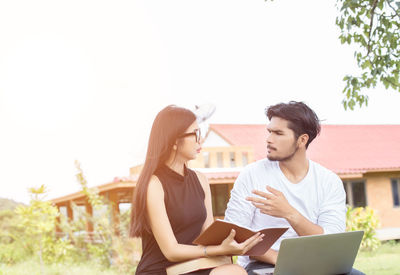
[219,229,264,256]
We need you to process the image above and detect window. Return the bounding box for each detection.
[242,152,248,166]
[59,206,67,217]
[118,203,131,212]
[210,184,230,216]
[230,152,236,167]
[73,205,86,222]
[217,152,223,168]
[343,181,367,207]
[93,205,108,219]
[391,179,400,207]
[203,152,210,168]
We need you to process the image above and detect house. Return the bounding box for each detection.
[191,124,400,239]
[51,124,400,238]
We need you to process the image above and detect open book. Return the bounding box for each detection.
[193,219,288,256]
[166,256,232,275]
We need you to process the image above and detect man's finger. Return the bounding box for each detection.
[253,203,272,211]
[251,190,275,200]
[266,185,281,196]
[250,202,267,210]
[246,196,273,205]
[251,202,274,213]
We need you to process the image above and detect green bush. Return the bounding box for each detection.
[13,185,76,266]
[0,188,76,267]
[0,210,20,244]
[0,242,27,264]
[346,206,381,251]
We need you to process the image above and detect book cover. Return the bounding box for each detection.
[193,219,288,256]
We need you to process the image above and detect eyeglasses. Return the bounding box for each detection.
[178,128,201,143]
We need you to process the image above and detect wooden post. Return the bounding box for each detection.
[85,202,93,233]
[66,201,73,221]
[108,191,120,235]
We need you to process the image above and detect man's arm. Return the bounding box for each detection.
[250,248,279,265]
[225,169,281,265]
[247,185,323,236]
[224,169,256,228]
[317,174,347,234]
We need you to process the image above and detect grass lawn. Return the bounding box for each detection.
[1,242,399,274]
[353,241,400,275]
[0,259,125,275]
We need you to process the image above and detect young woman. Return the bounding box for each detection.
[130,105,263,275]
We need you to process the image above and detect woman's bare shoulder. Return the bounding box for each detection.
[147,175,163,194]
[194,170,209,188]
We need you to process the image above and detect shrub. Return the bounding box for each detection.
[13,185,75,266]
[0,242,27,264]
[0,210,20,244]
[346,206,381,251]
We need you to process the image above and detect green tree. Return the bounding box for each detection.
[336,0,400,110]
[14,185,73,273]
[267,0,400,109]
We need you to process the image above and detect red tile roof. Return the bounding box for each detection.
[209,124,400,175]
[210,124,267,160]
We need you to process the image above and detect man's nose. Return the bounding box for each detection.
[266,133,273,143]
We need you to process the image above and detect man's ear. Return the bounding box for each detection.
[298,134,309,148]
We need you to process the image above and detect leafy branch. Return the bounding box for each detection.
[336,0,400,109]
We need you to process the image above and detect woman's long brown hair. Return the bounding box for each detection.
[129,105,196,237]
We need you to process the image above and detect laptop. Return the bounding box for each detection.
[253,231,364,275]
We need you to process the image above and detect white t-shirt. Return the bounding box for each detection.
[224,158,346,267]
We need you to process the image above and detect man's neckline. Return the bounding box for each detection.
[277,159,311,185]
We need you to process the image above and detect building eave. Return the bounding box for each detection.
[50,181,136,205]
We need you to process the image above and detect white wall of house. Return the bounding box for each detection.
[203,131,231,147]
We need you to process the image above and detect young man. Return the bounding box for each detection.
[224,101,365,275]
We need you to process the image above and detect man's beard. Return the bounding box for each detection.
[267,143,299,162]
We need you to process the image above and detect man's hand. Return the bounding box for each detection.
[247,186,324,236]
[246,185,297,220]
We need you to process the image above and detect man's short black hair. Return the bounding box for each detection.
[265,101,321,148]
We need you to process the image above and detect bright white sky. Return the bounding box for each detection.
[1,0,399,204]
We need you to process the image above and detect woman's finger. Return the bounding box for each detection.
[240,232,261,247]
[225,229,236,241]
[241,233,264,254]
[246,233,264,252]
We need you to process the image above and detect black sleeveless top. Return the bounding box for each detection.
[135,165,207,275]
